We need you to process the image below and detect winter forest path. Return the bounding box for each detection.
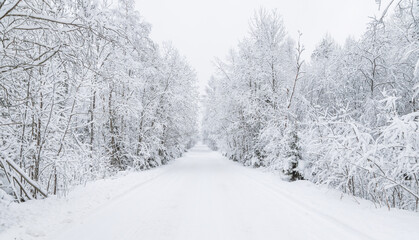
[51,144,417,240]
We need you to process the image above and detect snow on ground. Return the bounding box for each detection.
[0,167,167,239]
[1,144,418,240]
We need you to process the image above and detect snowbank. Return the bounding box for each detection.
[0,166,168,239]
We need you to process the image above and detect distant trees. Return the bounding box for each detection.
[0,0,198,199]
[203,1,418,211]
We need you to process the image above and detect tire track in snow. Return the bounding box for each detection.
[118,170,186,240]
[48,164,181,240]
[234,167,376,240]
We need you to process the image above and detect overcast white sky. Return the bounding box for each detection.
[135,0,380,93]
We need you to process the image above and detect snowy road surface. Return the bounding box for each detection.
[2,144,419,240]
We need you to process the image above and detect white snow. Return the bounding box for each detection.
[1,144,418,240]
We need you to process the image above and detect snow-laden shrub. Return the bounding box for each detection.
[372,111,419,210]
[302,109,419,211]
[302,121,372,193]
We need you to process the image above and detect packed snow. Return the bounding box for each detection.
[1,144,418,240]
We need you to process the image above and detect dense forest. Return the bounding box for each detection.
[203,0,418,211]
[0,0,199,199]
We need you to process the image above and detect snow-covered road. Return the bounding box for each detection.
[2,144,418,240]
[47,144,417,240]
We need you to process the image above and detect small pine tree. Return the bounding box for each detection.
[284,127,304,181]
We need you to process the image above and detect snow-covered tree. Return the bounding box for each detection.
[0,0,199,200]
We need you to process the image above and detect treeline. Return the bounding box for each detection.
[203,1,418,211]
[0,0,198,198]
